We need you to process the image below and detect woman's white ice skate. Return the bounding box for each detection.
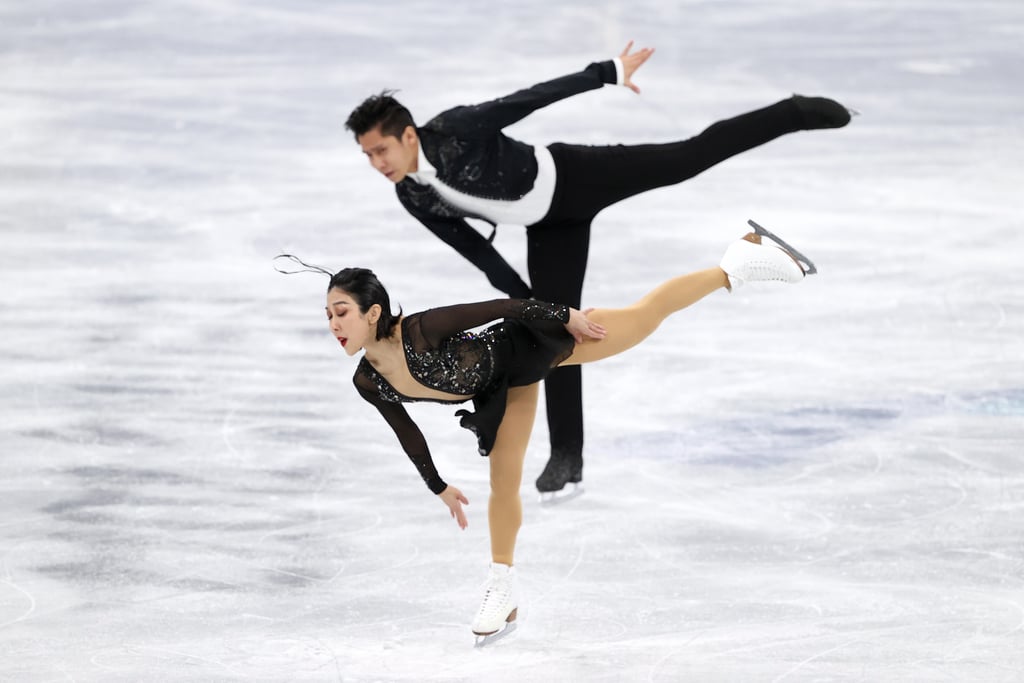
[471,563,518,647]
[720,219,817,291]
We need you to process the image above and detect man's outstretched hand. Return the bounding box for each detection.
[620,40,656,94]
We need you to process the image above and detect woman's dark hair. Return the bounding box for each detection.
[345,90,415,141]
[274,255,401,341]
[328,267,401,340]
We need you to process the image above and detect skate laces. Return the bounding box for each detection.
[475,576,514,621]
[727,241,801,284]
[743,253,793,281]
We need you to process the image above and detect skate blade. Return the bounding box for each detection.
[538,483,584,506]
[473,621,517,648]
[747,219,818,275]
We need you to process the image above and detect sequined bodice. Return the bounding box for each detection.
[356,299,568,405]
[405,329,496,397]
[351,298,572,495]
[359,329,497,404]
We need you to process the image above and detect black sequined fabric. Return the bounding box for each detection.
[352,299,573,494]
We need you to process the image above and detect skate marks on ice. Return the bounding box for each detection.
[510,391,1024,675]
[601,393,1021,544]
[4,0,1024,677]
[514,513,1024,681]
[0,573,37,631]
[608,387,1024,471]
[0,450,436,679]
[948,387,1024,417]
[611,400,903,469]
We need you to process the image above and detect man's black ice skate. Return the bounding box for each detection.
[790,95,854,129]
[535,452,584,504]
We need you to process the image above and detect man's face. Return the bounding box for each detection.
[357,125,418,183]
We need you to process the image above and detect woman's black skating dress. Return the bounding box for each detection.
[353,299,574,494]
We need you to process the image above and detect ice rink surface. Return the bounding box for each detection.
[2,0,1023,680]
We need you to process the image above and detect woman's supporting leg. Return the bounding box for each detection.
[488,383,540,566]
[562,267,729,367]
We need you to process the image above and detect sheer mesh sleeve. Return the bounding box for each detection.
[396,194,532,298]
[353,366,447,495]
[412,299,569,349]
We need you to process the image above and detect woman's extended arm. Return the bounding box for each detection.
[354,377,447,494]
[417,299,568,345]
[354,373,472,528]
[419,300,606,347]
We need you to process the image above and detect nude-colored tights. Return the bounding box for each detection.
[487,267,728,565]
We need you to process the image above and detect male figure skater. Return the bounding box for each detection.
[344,42,850,500]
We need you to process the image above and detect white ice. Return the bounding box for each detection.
[2,0,1023,680]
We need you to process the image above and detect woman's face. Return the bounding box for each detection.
[326,287,377,356]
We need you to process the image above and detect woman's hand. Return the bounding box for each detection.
[565,307,607,344]
[619,40,656,94]
[438,485,469,529]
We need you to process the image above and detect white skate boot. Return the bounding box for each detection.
[471,563,518,646]
[720,219,817,291]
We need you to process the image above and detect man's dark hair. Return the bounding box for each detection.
[345,90,415,141]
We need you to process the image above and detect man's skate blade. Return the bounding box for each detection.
[538,483,584,506]
[473,621,517,648]
[747,219,818,275]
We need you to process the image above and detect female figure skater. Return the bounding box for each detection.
[291,221,814,643]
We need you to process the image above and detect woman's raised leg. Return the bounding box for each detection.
[562,267,728,366]
[562,226,810,367]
